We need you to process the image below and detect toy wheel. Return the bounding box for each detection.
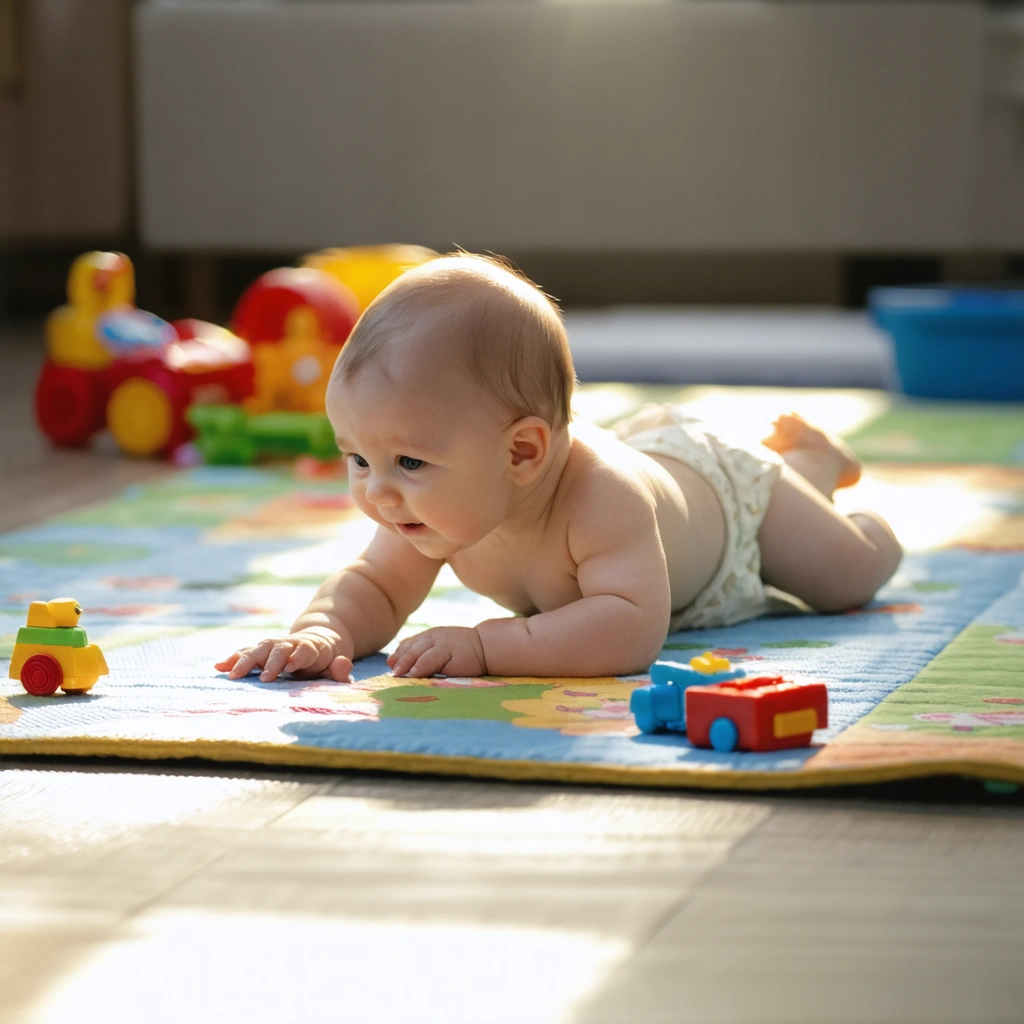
[709,716,739,753]
[107,376,175,456]
[630,686,660,734]
[34,362,106,447]
[21,654,63,696]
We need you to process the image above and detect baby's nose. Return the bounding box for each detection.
[366,476,400,507]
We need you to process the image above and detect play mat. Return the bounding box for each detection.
[2,385,1023,791]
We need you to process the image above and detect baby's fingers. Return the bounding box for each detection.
[389,638,431,677]
[329,655,354,683]
[221,646,267,680]
[284,638,321,674]
[214,651,242,672]
[404,647,450,679]
[260,641,296,682]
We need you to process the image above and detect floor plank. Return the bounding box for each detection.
[577,801,1024,1024]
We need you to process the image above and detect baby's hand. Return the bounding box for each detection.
[387,627,487,678]
[215,629,353,683]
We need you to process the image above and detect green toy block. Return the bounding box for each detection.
[187,405,339,465]
[16,625,88,648]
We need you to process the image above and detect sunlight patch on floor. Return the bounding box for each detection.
[28,909,630,1024]
[0,772,280,858]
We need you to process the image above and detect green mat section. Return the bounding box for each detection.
[845,403,1024,464]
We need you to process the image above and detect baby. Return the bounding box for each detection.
[216,255,901,683]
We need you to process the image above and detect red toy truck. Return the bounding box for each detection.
[34,252,357,459]
[35,252,254,458]
[684,676,828,753]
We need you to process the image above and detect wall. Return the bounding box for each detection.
[0,0,132,244]
[136,2,986,253]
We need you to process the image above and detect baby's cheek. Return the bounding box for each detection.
[350,489,379,524]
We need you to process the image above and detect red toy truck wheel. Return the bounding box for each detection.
[35,361,107,447]
[21,654,63,696]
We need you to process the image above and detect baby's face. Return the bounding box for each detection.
[327,366,517,560]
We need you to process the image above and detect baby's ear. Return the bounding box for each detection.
[507,417,550,481]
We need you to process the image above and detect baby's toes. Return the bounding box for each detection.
[762,416,791,451]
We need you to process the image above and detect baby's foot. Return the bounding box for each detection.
[762,412,861,489]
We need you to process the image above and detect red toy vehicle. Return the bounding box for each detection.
[35,252,254,458]
[37,318,256,458]
[685,675,828,753]
[35,253,359,459]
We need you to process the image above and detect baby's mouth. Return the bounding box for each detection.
[396,521,425,535]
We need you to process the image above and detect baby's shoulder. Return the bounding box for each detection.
[561,426,659,534]
[568,422,659,494]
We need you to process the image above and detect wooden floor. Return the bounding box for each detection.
[2,323,1023,1024]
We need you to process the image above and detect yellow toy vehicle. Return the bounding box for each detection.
[8,599,108,696]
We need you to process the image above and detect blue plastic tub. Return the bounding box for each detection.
[869,286,1024,400]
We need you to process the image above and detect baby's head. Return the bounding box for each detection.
[326,255,576,555]
[331,253,573,429]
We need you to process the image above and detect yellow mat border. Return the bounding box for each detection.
[0,735,1021,790]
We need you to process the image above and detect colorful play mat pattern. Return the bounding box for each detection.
[1,385,1023,789]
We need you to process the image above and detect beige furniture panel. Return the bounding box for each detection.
[979,10,1024,250]
[136,1,990,252]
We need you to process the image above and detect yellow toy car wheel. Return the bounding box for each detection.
[107,377,173,456]
[21,654,63,696]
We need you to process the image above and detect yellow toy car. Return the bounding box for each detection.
[8,599,108,696]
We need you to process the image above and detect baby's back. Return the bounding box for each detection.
[581,425,727,614]
[447,424,726,623]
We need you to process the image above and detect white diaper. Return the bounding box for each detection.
[615,404,783,631]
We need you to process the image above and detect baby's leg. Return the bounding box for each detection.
[758,465,902,614]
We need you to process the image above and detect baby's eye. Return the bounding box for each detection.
[350,454,369,469]
[398,456,424,471]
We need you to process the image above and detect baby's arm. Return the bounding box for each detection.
[216,526,442,682]
[389,485,672,678]
[478,494,671,676]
